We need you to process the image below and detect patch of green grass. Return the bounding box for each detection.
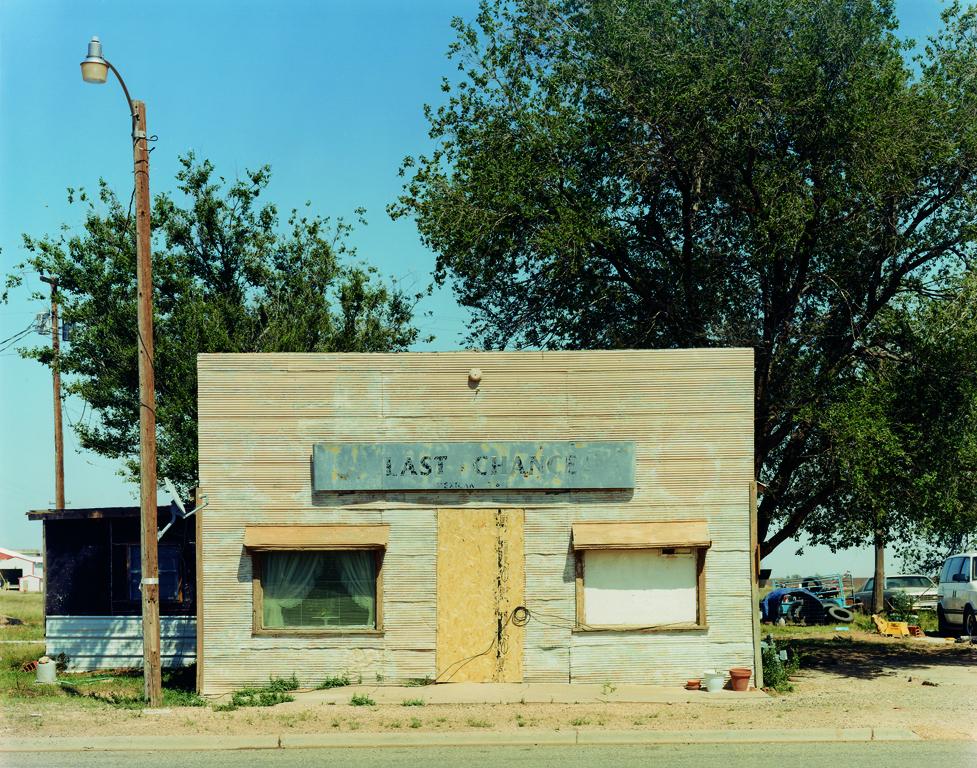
[228,688,294,709]
[162,687,207,708]
[916,610,938,633]
[267,673,300,692]
[570,717,591,726]
[401,698,425,707]
[600,681,616,696]
[213,674,298,712]
[317,674,351,690]
[1,655,205,709]
[0,642,46,697]
[350,693,375,706]
[277,710,312,728]
[466,718,491,728]
[767,611,880,638]
[404,677,433,687]
[409,717,422,729]
[386,719,402,729]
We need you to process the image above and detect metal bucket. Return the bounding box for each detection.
[35,657,56,684]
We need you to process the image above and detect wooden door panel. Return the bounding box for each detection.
[436,508,524,682]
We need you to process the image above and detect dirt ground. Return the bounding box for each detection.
[2,633,974,741]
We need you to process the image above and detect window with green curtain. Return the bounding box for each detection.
[260,550,377,629]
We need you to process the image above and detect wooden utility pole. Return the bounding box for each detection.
[39,276,65,510]
[132,99,161,707]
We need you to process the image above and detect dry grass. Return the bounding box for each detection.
[0,591,44,641]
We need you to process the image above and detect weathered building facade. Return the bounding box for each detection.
[196,350,759,694]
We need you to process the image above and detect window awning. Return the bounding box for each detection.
[572,520,710,550]
[244,525,389,550]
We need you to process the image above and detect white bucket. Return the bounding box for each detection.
[35,657,56,685]
[703,672,725,693]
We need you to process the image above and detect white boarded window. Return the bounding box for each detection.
[583,549,698,627]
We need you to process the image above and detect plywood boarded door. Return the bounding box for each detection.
[436,508,524,682]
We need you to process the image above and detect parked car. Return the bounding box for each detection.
[937,552,977,637]
[853,574,938,612]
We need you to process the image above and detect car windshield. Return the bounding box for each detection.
[887,576,932,588]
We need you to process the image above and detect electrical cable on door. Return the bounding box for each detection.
[434,605,529,684]
[435,602,706,682]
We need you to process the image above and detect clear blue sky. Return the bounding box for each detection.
[0,1,949,578]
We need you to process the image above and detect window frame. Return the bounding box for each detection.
[959,557,973,582]
[251,548,385,638]
[940,558,960,583]
[125,543,183,603]
[573,546,708,633]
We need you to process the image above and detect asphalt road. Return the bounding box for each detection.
[4,742,975,768]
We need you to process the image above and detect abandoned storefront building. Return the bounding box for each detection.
[196,350,760,694]
[26,506,196,670]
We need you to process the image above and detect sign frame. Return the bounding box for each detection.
[312,441,635,492]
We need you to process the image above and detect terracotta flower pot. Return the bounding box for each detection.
[685,679,701,690]
[728,667,752,692]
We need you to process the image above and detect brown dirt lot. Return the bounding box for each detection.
[2,634,974,741]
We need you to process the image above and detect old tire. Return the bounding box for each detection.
[826,605,854,623]
[787,601,806,623]
[937,606,952,636]
[965,608,977,638]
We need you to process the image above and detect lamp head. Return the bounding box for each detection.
[80,36,108,84]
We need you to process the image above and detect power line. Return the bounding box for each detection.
[0,321,35,347]
[0,327,34,353]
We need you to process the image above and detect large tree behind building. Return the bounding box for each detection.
[6,154,421,497]
[812,278,977,604]
[392,0,977,556]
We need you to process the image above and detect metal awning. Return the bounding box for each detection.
[243,524,389,550]
[571,520,711,550]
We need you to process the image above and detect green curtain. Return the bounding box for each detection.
[338,551,376,626]
[262,552,321,628]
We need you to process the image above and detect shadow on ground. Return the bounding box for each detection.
[788,636,976,680]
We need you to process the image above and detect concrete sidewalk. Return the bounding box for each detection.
[287,682,769,706]
[0,727,921,752]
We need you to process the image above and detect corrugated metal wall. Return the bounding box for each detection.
[197,350,755,694]
[46,616,195,670]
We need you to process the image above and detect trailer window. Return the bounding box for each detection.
[126,545,181,601]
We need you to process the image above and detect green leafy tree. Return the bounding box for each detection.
[6,155,421,497]
[392,0,977,555]
[812,280,977,598]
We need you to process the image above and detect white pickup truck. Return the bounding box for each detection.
[937,552,977,637]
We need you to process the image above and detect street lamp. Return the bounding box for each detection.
[80,37,109,84]
[80,35,162,708]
